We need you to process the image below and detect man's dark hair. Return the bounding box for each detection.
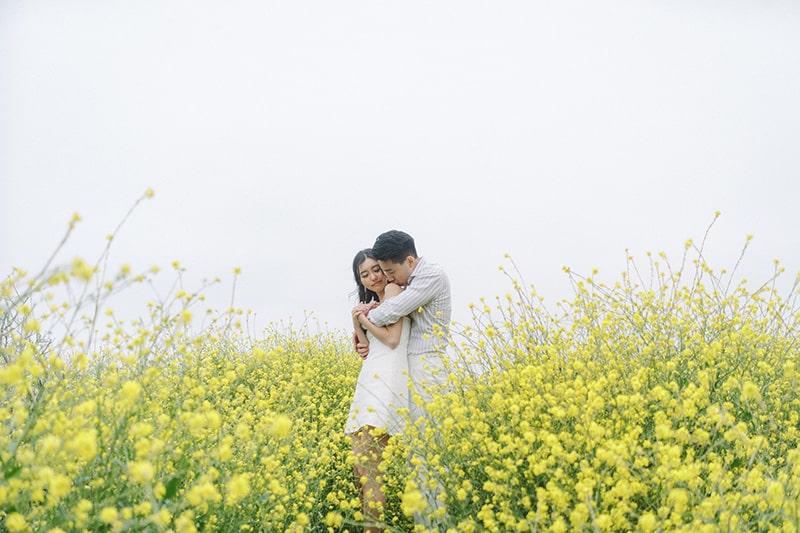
[372,230,418,263]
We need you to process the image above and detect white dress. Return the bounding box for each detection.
[345,317,411,436]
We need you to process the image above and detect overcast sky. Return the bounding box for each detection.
[2,1,799,335]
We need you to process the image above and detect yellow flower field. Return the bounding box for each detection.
[2,206,799,531]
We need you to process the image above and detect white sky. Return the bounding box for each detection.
[2,1,799,335]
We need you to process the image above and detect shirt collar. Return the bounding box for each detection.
[407,256,425,285]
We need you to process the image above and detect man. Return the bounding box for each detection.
[357,230,452,421]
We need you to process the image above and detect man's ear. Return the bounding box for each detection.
[406,256,417,268]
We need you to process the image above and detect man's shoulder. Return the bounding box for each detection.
[415,258,449,287]
[417,257,447,276]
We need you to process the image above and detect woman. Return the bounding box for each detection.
[345,249,410,533]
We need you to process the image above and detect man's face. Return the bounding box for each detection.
[377,257,415,286]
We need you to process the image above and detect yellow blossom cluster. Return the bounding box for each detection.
[412,248,800,531]
[0,301,380,531]
[1,252,398,531]
[3,213,799,531]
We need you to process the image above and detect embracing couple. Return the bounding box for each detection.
[344,230,451,532]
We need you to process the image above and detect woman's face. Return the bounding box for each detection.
[358,257,387,294]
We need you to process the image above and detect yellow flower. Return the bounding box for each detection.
[151,508,172,527]
[268,414,292,439]
[69,211,82,229]
[175,512,197,533]
[67,430,98,461]
[569,503,589,529]
[72,498,93,528]
[99,506,118,524]
[741,381,760,402]
[119,380,142,402]
[766,480,785,509]
[187,481,221,506]
[324,512,343,527]
[5,513,28,533]
[551,518,568,533]
[128,460,155,484]
[400,482,427,516]
[134,501,152,516]
[638,512,657,532]
[226,473,251,505]
[48,474,71,499]
[0,364,23,386]
[24,318,41,334]
[668,488,689,515]
[71,257,94,281]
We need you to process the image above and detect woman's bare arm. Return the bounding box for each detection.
[357,283,405,349]
[358,314,403,349]
[352,305,370,351]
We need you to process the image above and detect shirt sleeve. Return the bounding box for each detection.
[368,268,442,326]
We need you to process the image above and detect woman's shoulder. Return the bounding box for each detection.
[384,282,404,299]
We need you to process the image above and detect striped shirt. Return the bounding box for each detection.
[367,257,451,355]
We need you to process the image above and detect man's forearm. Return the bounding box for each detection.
[368,290,428,326]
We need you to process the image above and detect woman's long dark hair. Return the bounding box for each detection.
[352,248,380,303]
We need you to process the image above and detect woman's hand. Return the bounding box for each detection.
[352,301,379,322]
[352,301,379,360]
[352,331,369,359]
[358,312,376,328]
[355,340,369,360]
[351,303,369,320]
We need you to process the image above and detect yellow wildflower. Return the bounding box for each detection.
[119,380,142,402]
[24,318,41,334]
[741,381,760,402]
[400,482,427,516]
[128,460,155,484]
[5,513,28,533]
[99,507,118,524]
[69,211,82,229]
[268,414,292,439]
[226,473,251,505]
[71,257,94,281]
[638,512,658,532]
[324,512,343,527]
[67,430,98,461]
